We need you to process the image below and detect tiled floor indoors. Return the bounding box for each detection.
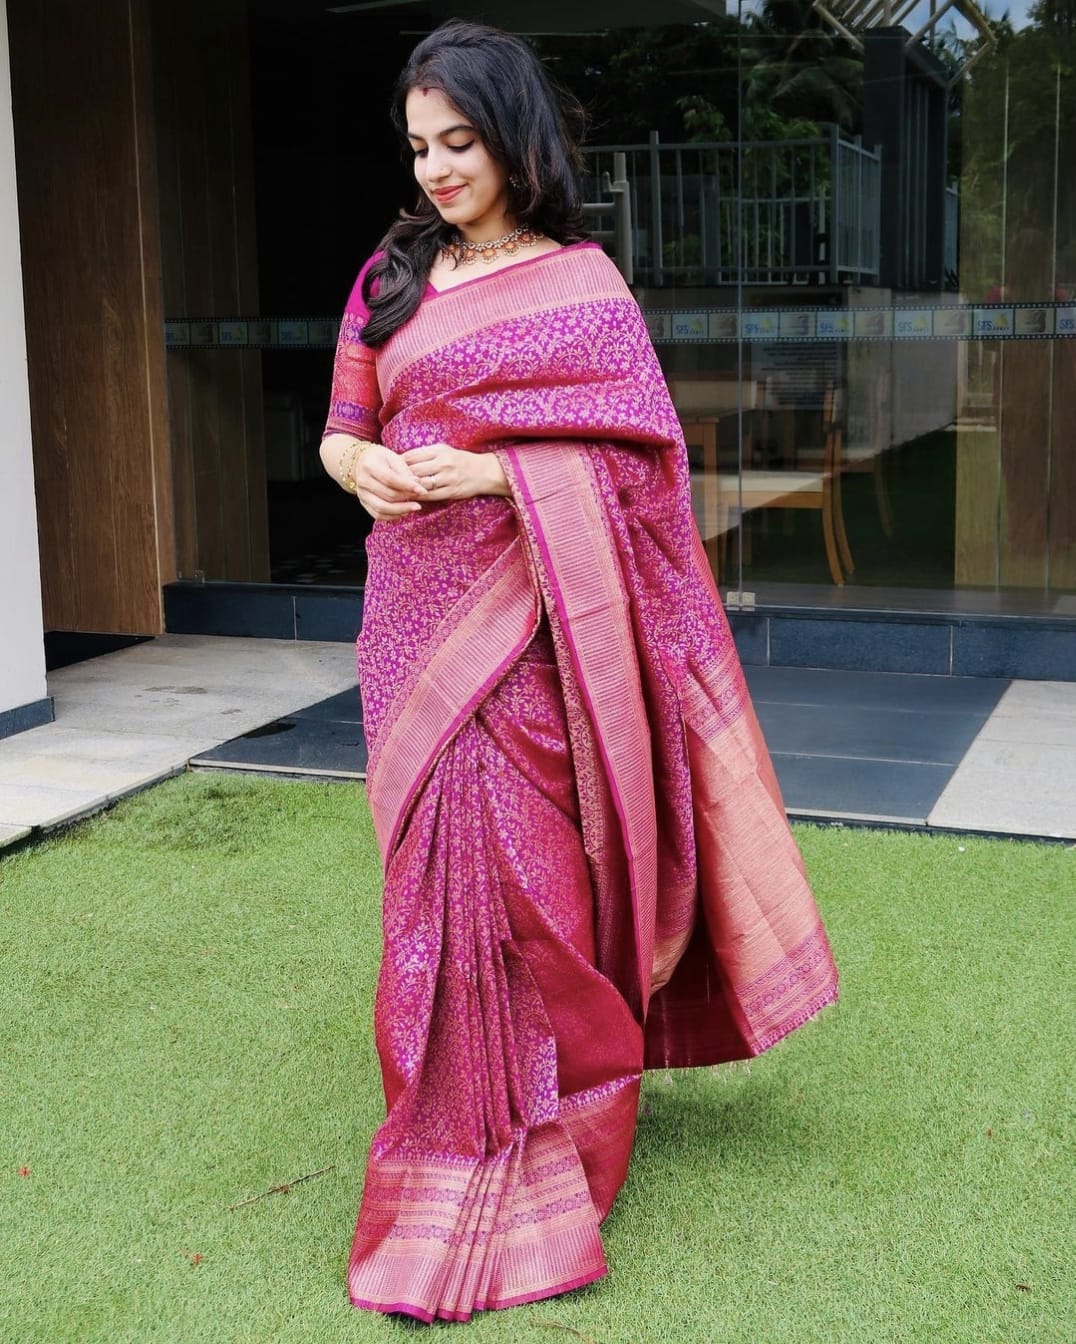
[1,635,1074,848]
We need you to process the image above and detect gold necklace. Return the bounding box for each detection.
[442,225,544,266]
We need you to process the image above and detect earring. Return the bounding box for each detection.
[509,174,522,189]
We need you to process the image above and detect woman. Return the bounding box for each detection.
[321,20,837,1324]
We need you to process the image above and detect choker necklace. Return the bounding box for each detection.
[442,224,544,266]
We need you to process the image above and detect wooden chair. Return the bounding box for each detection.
[842,366,894,538]
[788,367,892,542]
[678,384,849,585]
[668,376,757,575]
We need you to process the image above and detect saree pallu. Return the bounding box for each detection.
[326,243,838,1322]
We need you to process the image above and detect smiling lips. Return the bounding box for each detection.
[432,185,464,202]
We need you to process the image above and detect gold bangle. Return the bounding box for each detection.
[340,439,373,495]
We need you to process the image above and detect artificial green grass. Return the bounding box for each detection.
[1,772,1072,1343]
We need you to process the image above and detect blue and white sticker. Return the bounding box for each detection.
[742,311,781,339]
[894,309,932,338]
[973,307,1014,337]
[278,320,310,346]
[672,311,708,339]
[815,311,852,339]
[218,320,248,346]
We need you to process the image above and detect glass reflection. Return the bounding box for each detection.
[179,1,1075,613]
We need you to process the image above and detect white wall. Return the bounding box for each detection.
[0,0,47,723]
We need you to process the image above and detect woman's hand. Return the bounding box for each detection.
[402,444,510,502]
[353,444,428,521]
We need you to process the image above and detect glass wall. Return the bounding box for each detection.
[541,0,1076,612]
[158,0,1076,616]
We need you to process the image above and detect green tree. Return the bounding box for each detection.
[743,0,864,134]
[535,22,741,144]
[957,8,1075,296]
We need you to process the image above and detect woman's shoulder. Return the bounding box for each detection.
[557,239,611,264]
[500,239,630,295]
[344,250,387,319]
[560,240,632,289]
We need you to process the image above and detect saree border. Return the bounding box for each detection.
[366,536,539,860]
[501,442,659,1014]
[378,248,633,401]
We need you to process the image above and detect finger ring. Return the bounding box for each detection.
[429,474,438,489]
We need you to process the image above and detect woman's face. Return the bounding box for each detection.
[405,87,512,242]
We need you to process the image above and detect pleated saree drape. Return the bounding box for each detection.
[324,242,838,1322]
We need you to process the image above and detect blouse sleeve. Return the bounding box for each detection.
[322,254,383,443]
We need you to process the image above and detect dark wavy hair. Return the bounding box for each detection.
[359,20,588,348]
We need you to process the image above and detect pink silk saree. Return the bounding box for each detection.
[325,241,838,1322]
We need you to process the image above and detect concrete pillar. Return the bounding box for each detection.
[0,0,49,739]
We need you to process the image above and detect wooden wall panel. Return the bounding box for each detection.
[8,0,173,633]
[227,0,269,580]
[1049,95,1076,592]
[954,427,1001,587]
[959,53,1076,597]
[131,0,176,602]
[150,0,268,583]
[997,340,1051,590]
[1050,344,1076,589]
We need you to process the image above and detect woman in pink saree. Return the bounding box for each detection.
[320,21,837,1324]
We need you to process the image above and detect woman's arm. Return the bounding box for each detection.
[322,256,509,514]
[401,444,511,501]
[321,256,436,519]
[320,433,369,493]
[322,433,509,517]
[321,432,430,519]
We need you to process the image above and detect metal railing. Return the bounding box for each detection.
[582,151,633,284]
[583,128,881,287]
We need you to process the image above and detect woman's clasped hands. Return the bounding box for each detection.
[354,442,509,520]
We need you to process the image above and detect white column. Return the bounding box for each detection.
[0,0,48,733]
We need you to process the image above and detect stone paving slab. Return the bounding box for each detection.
[3,638,1072,848]
[190,667,1072,843]
[0,780,126,829]
[928,681,1076,839]
[0,636,357,846]
[0,767,185,829]
[0,725,193,771]
[972,680,1076,747]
